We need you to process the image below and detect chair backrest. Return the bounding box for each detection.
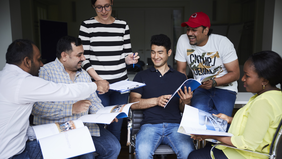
[130,109,176,157]
[269,118,282,158]
[131,110,144,136]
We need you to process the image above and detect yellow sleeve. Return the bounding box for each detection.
[231,98,273,150]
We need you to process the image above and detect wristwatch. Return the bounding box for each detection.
[212,79,217,87]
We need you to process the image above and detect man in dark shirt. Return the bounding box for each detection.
[130,34,195,159]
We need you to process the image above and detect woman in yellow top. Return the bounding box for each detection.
[188,50,282,159]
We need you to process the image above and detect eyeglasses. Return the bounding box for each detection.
[94,4,112,12]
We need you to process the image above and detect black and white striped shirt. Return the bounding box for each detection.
[79,17,132,84]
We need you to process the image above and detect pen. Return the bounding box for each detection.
[133,53,135,68]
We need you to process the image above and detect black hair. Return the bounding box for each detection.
[91,0,113,6]
[6,39,35,65]
[150,34,171,52]
[202,26,213,36]
[91,0,97,5]
[248,50,282,88]
[56,36,82,59]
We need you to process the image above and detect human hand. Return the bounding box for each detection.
[200,79,213,90]
[111,117,118,123]
[125,52,139,65]
[178,86,193,104]
[213,113,233,124]
[95,80,109,94]
[190,134,213,141]
[156,95,171,107]
[72,100,91,114]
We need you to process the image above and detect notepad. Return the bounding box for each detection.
[109,80,146,94]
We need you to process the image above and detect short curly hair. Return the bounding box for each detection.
[6,39,35,65]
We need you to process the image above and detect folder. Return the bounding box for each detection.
[109,80,146,94]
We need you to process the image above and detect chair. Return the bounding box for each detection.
[128,109,175,159]
[210,118,282,159]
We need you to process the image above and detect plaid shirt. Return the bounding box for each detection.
[32,58,104,136]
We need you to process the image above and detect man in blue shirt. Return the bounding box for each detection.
[130,34,195,159]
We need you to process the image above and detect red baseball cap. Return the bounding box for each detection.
[181,12,211,28]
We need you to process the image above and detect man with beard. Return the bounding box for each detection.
[175,12,240,117]
[32,36,121,159]
[0,39,102,159]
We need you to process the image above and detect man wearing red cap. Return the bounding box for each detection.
[175,12,240,117]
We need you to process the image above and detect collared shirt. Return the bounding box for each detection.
[32,58,104,136]
[0,64,96,159]
[131,66,187,125]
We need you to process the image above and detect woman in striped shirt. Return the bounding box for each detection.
[79,0,139,141]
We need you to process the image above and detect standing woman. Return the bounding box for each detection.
[188,51,282,159]
[79,0,139,141]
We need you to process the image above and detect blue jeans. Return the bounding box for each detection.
[73,124,121,159]
[92,124,121,159]
[191,87,236,117]
[135,123,195,159]
[98,90,129,141]
[10,140,42,159]
[11,126,120,159]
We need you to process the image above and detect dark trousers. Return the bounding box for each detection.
[188,142,228,159]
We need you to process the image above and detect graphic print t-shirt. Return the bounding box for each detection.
[175,34,238,92]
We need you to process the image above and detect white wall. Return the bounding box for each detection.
[272,0,282,57]
[0,0,12,70]
[262,0,275,51]
[10,0,22,40]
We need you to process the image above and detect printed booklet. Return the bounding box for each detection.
[79,102,136,124]
[31,120,95,159]
[164,75,214,108]
[178,105,232,139]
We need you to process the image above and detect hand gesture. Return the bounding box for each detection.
[190,134,214,141]
[200,79,213,90]
[125,52,139,65]
[156,95,171,107]
[111,117,118,123]
[213,113,233,124]
[95,80,109,94]
[72,100,91,114]
[177,86,193,105]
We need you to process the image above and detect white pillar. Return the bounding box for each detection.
[0,0,12,70]
[272,0,282,57]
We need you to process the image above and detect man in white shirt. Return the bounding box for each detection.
[0,39,108,159]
